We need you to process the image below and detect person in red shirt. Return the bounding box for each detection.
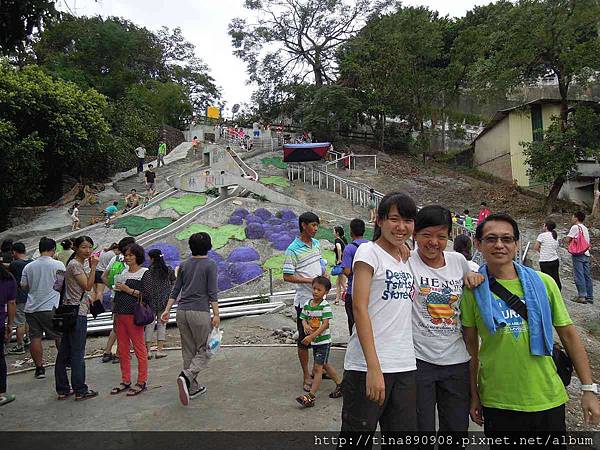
[477,202,491,224]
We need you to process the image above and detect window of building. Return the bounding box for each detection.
[531,104,544,142]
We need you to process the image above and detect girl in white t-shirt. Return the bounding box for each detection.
[534,220,561,290]
[71,203,80,231]
[341,192,418,433]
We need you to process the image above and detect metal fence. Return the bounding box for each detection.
[287,163,530,265]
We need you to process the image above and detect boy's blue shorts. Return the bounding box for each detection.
[312,343,331,365]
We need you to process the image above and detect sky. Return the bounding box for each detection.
[55,0,493,113]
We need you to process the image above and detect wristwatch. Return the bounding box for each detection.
[581,383,598,394]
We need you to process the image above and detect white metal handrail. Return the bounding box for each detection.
[287,163,529,263]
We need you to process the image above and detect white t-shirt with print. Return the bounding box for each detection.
[467,260,479,272]
[536,231,560,262]
[409,250,471,365]
[568,224,591,257]
[344,241,416,373]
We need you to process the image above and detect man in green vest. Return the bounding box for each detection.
[157,142,167,168]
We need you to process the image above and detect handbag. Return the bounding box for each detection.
[331,264,343,276]
[568,225,590,256]
[133,293,154,326]
[489,278,573,386]
[52,292,83,334]
[89,299,105,319]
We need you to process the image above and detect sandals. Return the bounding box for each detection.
[110,382,131,395]
[303,380,312,393]
[0,394,16,406]
[75,390,98,401]
[296,393,315,407]
[57,390,74,400]
[126,383,147,396]
[329,384,343,399]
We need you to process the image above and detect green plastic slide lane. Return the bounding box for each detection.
[113,216,173,236]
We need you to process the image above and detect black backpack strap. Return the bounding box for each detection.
[489,277,528,321]
[351,242,360,248]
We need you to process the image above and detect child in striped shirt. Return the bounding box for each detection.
[295,276,342,407]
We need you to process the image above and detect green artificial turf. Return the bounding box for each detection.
[263,254,286,281]
[315,224,374,243]
[160,194,207,215]
[112,216,173,236]
[261,156,288,169]
[260,176,290,188]
[175,224,246,249]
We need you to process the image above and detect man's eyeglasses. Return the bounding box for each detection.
[480,235,517,245]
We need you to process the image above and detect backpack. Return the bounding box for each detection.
[107,259,126,289]
[568,225,590,256]
[67,205,75,215]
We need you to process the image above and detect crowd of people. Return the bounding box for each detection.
[0,231,218,406]
[0,187,598,443]
[281,195,599,443]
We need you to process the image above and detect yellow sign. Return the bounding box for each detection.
[207,106,220,119]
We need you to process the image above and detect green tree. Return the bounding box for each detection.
[0,62,111,207]
[339,6,445,152]
[230,0,373,88]
[522,107,600,214]
[466,0,600,210]
[34,14,164,98]
[0,0,58,62]
[126,81,193,129]
[299,84,362,141]
[156,27,222,116]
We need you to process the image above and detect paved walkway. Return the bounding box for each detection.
[3,346,345,431]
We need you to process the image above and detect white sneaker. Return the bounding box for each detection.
[177,373,190,406]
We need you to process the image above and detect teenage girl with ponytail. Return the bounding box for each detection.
[534,220,561,290]
[143,249,176,359]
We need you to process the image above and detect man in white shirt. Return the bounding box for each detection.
[565,211,593,304]
[134,145,146,174]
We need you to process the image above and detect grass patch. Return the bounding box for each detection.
[316,225,374,243]
[261,156,288,169]
[260,176,290,188]
[160,194,206,215]
[175,224,246,249]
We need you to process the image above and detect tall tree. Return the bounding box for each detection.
[338,6,445,152]
[466,0,600,210]
[0,0,58,62]
[34,15,164,98]
[229,0,374,92]
[0,62,110,204]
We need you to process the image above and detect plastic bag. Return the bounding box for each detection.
[207,327,223,356]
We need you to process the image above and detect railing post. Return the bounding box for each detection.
[318,172,321,189]
[303,166,306,183]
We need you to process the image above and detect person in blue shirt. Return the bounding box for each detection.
[104,202,119,228]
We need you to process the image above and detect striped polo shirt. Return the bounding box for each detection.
[300,299,333,345]
[283,237,323,307]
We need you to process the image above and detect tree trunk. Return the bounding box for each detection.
[379,113,386,152]
[557,76,569,131]
[544,177,565,215]
[441,110,446,153]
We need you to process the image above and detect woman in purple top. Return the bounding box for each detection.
[0,263,17,406]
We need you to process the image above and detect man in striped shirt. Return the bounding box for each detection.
[283,211,326,393]
[295,276,342,407]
